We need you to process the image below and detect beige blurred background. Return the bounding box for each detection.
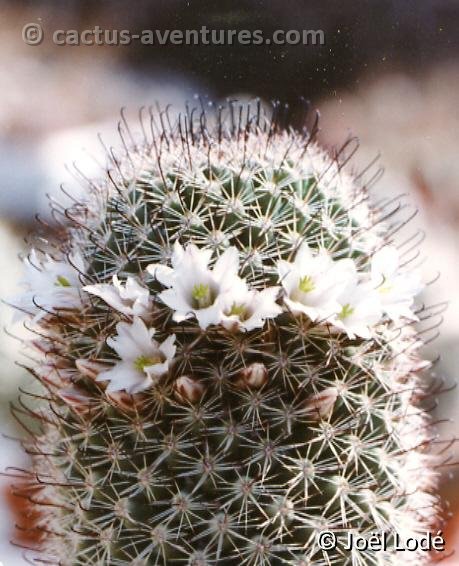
[1,1,458,563]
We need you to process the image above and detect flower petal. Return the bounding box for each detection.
[144,360,169,378]
[107,317,156,359]
[83,283,127,312]
[158,288,191,314]
[194,304,224,329]
[159,334,177,361]
[147,264,175,287]
[97,361,148,393]
[213,247,239,282]
[372,246,399,279]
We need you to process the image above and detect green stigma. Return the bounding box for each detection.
[55,275,71,287]
[134,355,162,372]
[298,275,315,293]
[227,302,247,318]
[337,304,355,320]
[191,283,213,309]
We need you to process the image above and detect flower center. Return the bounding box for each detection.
[337,303,355,320]
[227,302,249,320]
[134,355,162,372]
[298,275,315,293]
[55,275,71,287]
[191,283,214,309]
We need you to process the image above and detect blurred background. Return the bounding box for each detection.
[1,1,458,563]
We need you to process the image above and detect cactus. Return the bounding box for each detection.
[10,101,441,565]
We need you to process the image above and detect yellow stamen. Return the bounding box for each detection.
[55,275,71,287]
[134,355,162,372]
[298,275,315,293]
[191,283,213,308]
[337,304,355,320]
[227,302,247,318]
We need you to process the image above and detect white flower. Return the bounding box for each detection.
[83,275,152,318]
[331,267,382,339]
[98,317,176,393]
[220,284,281,331]
[371,246,424,321]
[277,243,384,338]
[147,242,244,329]
[13,249,84,321]
[277,243,355,321]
